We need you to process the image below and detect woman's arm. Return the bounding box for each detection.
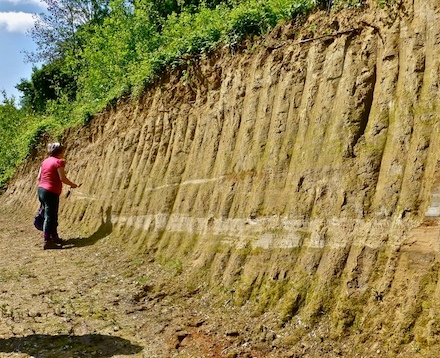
[57,167,78,188]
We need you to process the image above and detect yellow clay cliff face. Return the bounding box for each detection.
[4,0,440,354]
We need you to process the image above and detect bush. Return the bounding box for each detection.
[74,0,320,115]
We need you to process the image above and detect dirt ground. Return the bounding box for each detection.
[0,206,302,358]
[1,206,438,358]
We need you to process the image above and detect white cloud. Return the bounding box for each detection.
[0,0,46,8]
[0,12,36,33]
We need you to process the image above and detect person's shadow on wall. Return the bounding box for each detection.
[0,333,142,357]
[63,206,113,248]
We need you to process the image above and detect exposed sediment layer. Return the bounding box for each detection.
[4,0,440,354]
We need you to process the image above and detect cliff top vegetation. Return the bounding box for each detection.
[0,0,396,188]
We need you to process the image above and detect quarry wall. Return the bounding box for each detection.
[4,0,440,353]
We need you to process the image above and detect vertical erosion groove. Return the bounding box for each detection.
[352,65,376,150]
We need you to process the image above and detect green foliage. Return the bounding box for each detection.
[77,0,136,104]
[74,0,318,112]
[375,0,398,8]
[16,60,77,114]
[26,0,111,63]
[225,1,277,45]
[332,0,365,8]
[0,95,23,186]
[3,0,324,188]
[0,89,73,187]
[0,95,58,187]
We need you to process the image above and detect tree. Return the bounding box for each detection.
[132,0,231,28]
[25,0,111,64]
[0,93,23,182]
[16,61,77,113]
[22,0,110,111]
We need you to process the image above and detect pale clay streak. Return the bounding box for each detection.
[145,176,224,192]
[71,177,223,199]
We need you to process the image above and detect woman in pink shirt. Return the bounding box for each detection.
[37,143,78,249]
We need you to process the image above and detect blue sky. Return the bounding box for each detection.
[0,0,46,100]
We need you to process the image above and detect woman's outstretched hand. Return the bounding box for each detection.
[66,184,82,198]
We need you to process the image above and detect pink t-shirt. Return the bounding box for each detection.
[38,157,65,195]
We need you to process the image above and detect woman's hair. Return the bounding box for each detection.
[47,142,65,157]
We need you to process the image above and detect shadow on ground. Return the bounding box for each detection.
[0,333,143,357]
[63,206,113,248]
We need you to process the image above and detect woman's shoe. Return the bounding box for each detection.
[44,241,63,250]
[53,237,64,244]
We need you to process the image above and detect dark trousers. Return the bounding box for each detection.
[37,187,60,241]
